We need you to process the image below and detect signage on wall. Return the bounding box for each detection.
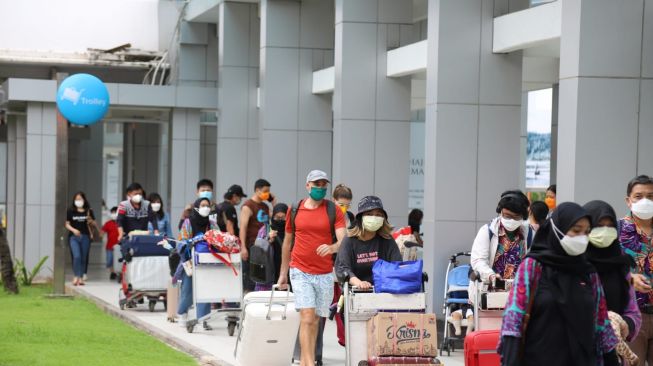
[56,73,110,125]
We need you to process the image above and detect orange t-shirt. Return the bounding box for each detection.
[286,201,346,275]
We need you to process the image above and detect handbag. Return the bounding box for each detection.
[372,259,423,294]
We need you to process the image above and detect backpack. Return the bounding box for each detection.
[250,236,275,284]
[290,199,337,251]
[487,220,534,249]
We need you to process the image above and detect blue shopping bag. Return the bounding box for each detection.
[372,259,423,294]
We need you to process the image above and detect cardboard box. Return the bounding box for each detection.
[367,356,442,365]
[367,313,438,358]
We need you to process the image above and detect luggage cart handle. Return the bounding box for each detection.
[267,284,290,320]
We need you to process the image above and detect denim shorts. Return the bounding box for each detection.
[289,267,333,318]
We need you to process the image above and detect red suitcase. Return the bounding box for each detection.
[464,330,500,366]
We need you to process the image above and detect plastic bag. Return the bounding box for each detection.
[372,259,423,294]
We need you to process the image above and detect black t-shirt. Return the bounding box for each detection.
[335,234,402,284]
[66,208,95,237]
[217,201,239,236]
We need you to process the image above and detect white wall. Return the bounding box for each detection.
[0,0,161,52]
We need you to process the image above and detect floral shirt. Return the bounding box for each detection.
[500,257,618,364]
[620,215,653,308]
[492,225,526,280]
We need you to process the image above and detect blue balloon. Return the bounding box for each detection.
[56,73,109,125]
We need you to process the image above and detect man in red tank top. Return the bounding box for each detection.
[239,179,274,291]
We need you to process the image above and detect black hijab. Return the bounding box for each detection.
[584,200,633,314]
[526,202,595,364]
[190,198,211,236]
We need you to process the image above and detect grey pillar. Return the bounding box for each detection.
[6,115,17,255]
[217,1,260,195]
[333,0,413,225]
[423,0,524,311]
[24,103,58,275]
[519,91,528,191]
[132,124,161,194]
[557,0,652,217]
[260,0,335,203]
[170,108,200,237]
[11,115,27,263]
[550,83,558,185]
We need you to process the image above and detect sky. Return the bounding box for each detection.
[527,88,553,134]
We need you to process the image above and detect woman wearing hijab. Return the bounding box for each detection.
[499,202,619,366]
[175,197,218,331]
[270,203,288,283]
[584,200,641,364]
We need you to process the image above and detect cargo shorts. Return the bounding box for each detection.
[289,267,334,318]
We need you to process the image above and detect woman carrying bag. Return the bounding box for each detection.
[65,191,100,286]
[498,202,619,366]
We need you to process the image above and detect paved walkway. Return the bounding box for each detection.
[67,264,465,366]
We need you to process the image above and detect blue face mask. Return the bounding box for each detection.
[198,191,213,201]
[309,186,327,201]
[257,209,269,223]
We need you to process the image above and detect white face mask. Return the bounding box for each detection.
[74,200,84,208]
[631,198,653,220]
[131,194,143,204]
[362,216,384,232]
[197,206,211,217]
[588,226,618,249]
[151,203,161,212]
[500,216,523,232]
[110,213,118,220]
[551,219,589,256]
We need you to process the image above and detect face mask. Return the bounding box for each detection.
[131,194,142,204]
[309,186,327,201]
[198,191,213,201]
[339,205,348,215]
[257,209,269,223]
[258,191,270,201]
[544,197,556,210]
[151,203,161,212]
[500,217,523,232]
[197,206,211,217]
[74,200,84,208]
[631,198,653,220]
[589,226,618,249]
[110,213,118,220]
[271,219,286,232]
[551,219,589,256]
[362,216,384,232]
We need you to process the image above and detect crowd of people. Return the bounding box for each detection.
[64,172,653,366]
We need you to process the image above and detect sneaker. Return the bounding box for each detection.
[109,272,117,280]
[178,313,188,327]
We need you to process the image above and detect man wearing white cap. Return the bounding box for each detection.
[278,170,346,366]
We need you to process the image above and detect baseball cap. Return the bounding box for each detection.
[306,170,330,183]
[226,184,247,197]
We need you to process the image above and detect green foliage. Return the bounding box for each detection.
[13,256,49,286]
[0,285,197,366]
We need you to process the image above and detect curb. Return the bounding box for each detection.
[65,285,235,366]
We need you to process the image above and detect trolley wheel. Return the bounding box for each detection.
[186,319,198,333]
[358,361,369,366]
[148,300,156,312]
[227,321,237,336]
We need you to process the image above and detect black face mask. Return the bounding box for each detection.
[271,219,286,232]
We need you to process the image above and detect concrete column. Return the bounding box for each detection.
[423,0,524,311]
[519,91,528,191]
[6,115,17,255]
[333,0,413,225]
[217,1,260,195]
[23,103,57,274]
[12,115,27,263]
[557,0,652,217]
[170,108,200,237]
[260,0,335,203]
[132,124,161,194]
[550,83,558,185]
[68,122,104,216]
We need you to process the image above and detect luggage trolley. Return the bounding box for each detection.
[118,235,170,312]
[188,239,242,334]
[344,280,428,366]
[470,270,511,331]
